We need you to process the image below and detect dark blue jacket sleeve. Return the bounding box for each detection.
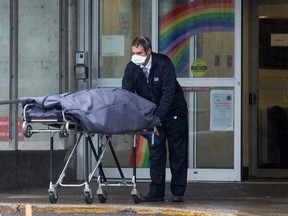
[153,59,176,120]
[122,63,136,93]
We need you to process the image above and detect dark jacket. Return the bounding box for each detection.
[122,52,188,122]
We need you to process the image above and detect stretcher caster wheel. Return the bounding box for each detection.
[49,191,58,204]
[97,191,107,203]
[84,191,94,204]
[23,124,33,138]
[131,189,141,204]
[132,194,141,204]
[59,125,69,138]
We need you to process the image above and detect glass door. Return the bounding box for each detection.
[159,0,241,181]
[93,0,241,181]
[251,1,288,178]
[92,0,155,179]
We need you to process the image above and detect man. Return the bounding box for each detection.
[122,36,188,202]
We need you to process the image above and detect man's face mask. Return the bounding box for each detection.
[131,54,147,66]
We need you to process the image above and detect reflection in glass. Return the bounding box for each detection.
[258,88,288,168]
[186,88,234,169]
[18,0,62,150]
[99,0,152,78]
[0,0,10,104]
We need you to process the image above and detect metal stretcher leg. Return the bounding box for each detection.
[83,134,94,204]
[50,136,53,184]
[96,135,128,203]
[46,130,155,204]
[96,136,108,203]
[95,134,141,204]
[48,133,58,204]
[108,137,125,180]
[48,133,96,204]
[87,136,107,182]
[131,133,141,203]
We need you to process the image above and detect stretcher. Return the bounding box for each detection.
[21,88,161,204]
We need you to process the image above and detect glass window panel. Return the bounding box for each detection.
[0,105,12,149]
[258,72,288,168]
[186,87,234,169]
[98,1,237,171]
[159,0,235,78]
[101,134,135,167]
[0,0,10,103]
[18,0,59,98]
[0,1,10,147]
[101,88,235,169]
[18,0,63,150]
[99,0,152,78]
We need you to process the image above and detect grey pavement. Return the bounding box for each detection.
[0,181,288,215]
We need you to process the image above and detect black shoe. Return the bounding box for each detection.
[141,195,164,202]
[172,195,184,202]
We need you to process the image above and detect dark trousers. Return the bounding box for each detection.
[148,114,188,197]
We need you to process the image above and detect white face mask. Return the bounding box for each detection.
[131,54,147,66]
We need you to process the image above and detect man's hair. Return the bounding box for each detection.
[131,36,152,53]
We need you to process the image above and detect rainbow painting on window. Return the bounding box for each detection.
[159,0,235,76]
[129,134,150,168]
[129,133,161,168]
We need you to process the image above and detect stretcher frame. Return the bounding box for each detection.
[22,103,158,204]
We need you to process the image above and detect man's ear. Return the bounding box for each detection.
[146,48,152,55]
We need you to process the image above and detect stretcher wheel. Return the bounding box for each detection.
[84,191,94,204]
[131,190,141,204]
[132,195,141,204]
[59,125,69,138]
[49,191,58,204]
[97,191,107,203]
[23,124,33,138]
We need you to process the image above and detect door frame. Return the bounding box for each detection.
[249,0,288,178]
[85,0,242,182]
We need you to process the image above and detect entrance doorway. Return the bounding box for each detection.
[250,1,288,178]
[88,0,241,181]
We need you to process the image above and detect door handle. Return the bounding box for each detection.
[249,93,256,105]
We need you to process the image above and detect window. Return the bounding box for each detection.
[159,0,235,78]
[98,0,152,78]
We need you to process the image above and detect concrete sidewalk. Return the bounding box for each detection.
[0,181,288,215]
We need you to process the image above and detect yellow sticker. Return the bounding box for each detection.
[191,59,207,77]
